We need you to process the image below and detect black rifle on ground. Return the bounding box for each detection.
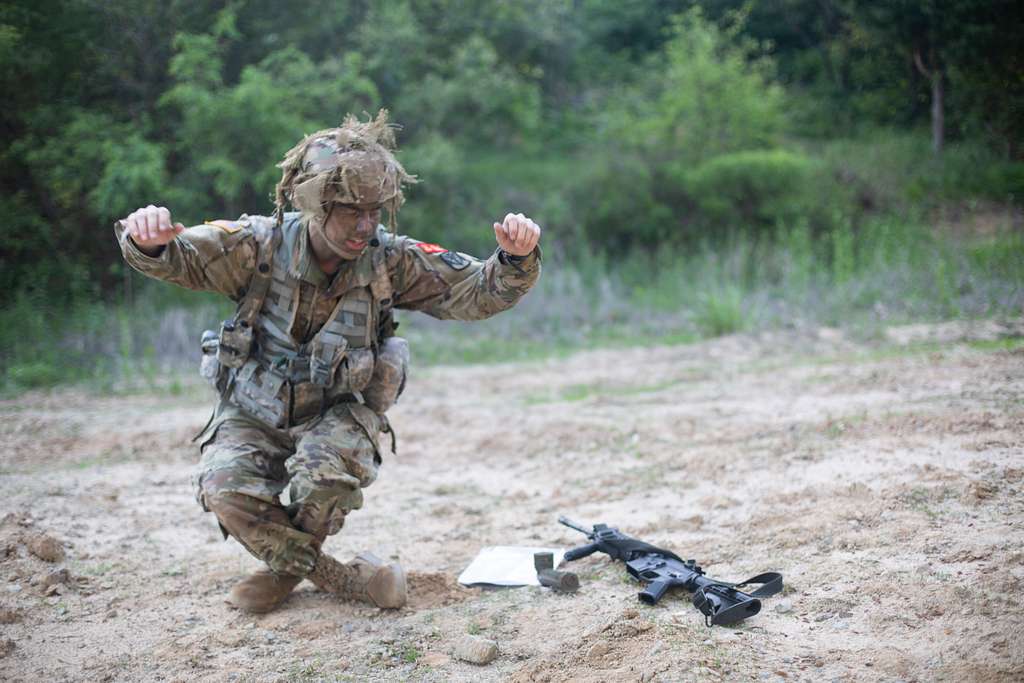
[559,516,783,626]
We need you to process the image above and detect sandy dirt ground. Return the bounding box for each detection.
[0,323,1022,682]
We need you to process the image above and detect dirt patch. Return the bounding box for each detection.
[0,325,1023,681]
[407,571,479,610]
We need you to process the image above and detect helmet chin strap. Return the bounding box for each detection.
[312,204,356,258]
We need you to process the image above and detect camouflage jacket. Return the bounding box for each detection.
[114,214,541,336]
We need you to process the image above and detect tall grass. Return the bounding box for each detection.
[1,216,1021,391]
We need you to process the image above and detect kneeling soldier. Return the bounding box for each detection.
[115,111,541,612]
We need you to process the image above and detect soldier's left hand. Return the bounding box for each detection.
[493,213,541,257]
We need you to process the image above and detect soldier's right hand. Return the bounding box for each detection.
[121,205,185,254]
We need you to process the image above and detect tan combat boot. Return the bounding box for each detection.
[227,569,304,613]
[308,551,407,609]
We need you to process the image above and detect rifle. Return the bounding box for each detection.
[559,516,783,626]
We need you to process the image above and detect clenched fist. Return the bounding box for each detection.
[120,205,185,255]
[493,213,541,257]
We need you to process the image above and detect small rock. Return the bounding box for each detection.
[454,635,498,665]
[5,585,21,594]
[587,641,610,662]
[622,608,639,619]
[26,535,65,563]
[44,584,61,597]
[0,639,14,658]
[965,480,997,503]
[105,610,118,620]
[774,599,793,614]
[41,568,71,589]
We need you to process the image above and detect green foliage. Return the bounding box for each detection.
[6,362,62,389]
[694,286,746,337]
[818,131,1024,210]
[577,8,789,247]
[685,150,820,231]
[161,8,379,218]
[635,9,786,168]
[1,0,1022,378]
[403,34,541,146]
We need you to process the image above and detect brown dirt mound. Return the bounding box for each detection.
[407,571,479,610]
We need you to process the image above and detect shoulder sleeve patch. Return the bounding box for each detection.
[440,250,470,270]
[416,242,448,254]
[203,219,242,233]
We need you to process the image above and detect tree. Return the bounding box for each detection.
[848,0,1022,156]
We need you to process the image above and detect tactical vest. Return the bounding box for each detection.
[214,213,396,429]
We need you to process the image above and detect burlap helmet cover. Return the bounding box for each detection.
[275,110,415,228]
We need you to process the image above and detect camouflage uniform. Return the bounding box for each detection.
[114,216,540,575]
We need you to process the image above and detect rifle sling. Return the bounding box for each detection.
[727,571,784,598]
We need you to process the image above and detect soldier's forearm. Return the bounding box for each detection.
[433,246,541,321]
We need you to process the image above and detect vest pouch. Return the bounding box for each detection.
[199,329,227,392]
[217,319,254,369]
[362,337,409,414]
[322,347,375,403]
[231,358,290,428]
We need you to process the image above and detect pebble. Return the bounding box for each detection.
[774,599,793,614]
[453,635,498,665]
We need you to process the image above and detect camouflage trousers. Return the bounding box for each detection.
[194,400,385,576]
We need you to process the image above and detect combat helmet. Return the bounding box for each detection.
[274,110,416,229]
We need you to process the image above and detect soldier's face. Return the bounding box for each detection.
[319,202,381,260]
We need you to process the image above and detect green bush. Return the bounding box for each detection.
[980,162,1024,203]
[623,8,786,169]
[6,362,62,389]
[572,152,674,250]
[693,285,746,337]
[685,150,820,230]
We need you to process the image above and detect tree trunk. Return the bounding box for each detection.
[914,49,945,155]
[931,70,944,154]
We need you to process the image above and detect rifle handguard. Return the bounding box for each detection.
[564,542,601,561]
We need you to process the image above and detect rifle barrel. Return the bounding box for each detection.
[557,516,592,535]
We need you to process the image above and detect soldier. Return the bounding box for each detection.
[114,111,541,613]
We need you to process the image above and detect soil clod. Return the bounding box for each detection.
[25,534,64,563]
